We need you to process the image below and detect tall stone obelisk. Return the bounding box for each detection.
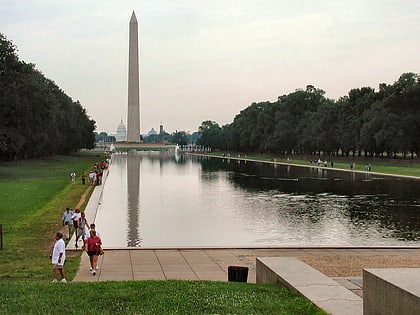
[127,11,140,142]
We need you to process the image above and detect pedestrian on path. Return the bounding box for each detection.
[71,208,81,243]
[70,171,76,184]
[76,212,89,249]
[88,223,101,238]
[61,206,73,240]
[50,231,66,283]
[85,229,102,275]
[86,223,102,270]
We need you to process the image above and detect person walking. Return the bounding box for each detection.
[76,212,89,249]
[70,171,76,184]
[71,208,81,246]
[85,229,102,275]
[88,223,101,238]
[61,206,73,240]
[50,231,66,283]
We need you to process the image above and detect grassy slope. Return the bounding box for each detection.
[0,153,99,280]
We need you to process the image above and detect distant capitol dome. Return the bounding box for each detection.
[112,119,127,142]
[148,128,157,135]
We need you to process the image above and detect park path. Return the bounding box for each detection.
[75,185,94,209]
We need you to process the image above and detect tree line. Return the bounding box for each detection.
[198,72,420,159]
[0,34,96,161]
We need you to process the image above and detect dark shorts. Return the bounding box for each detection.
[87,251,99,257]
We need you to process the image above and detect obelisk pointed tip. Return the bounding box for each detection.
[130,10,137,23]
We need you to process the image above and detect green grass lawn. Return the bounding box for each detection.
[0,280,326,315]
[206,152,420,177]
[0,153,100,280]
[0,152,327,315]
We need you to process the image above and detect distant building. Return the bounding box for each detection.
[111,119,127,142]
[148,128,157,136]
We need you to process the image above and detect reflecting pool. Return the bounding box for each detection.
[95,153,420,248]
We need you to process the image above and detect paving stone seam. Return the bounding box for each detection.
[128,250,134,280]
[237,255,257,269]
[179,250,200,280]
[298,283,342,288]
[203,250,229,274]
[229,249,256,270]
[153,249,167,280]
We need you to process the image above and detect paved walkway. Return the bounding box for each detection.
[72,247,420,286]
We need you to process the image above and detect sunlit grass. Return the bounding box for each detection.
[0,280,327,315]
[0,153,100,280]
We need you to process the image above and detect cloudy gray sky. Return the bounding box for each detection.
[1,0,419,134]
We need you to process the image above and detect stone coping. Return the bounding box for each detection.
[363,268,420,315]
[256,256,362,315]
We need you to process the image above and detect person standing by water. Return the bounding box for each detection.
[85,229,102,275]
[50,231,66,283]
[61,206,73,240]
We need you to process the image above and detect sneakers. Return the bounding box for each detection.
[52,279,66,283]
[89,267,93,271]
[96,266,99,270]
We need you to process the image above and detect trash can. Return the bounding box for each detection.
[228,266,248,282]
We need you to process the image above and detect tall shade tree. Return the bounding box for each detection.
[0,34,96,160]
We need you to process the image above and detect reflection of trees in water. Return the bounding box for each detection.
[345,197,420,241]
[197,156,420,242]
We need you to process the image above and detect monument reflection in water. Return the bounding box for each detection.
[95,153,420,248]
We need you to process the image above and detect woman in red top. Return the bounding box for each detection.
[85,229,101,275]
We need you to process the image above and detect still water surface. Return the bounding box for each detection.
[96,153,420,248]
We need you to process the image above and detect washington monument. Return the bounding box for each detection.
[127,11,140,142]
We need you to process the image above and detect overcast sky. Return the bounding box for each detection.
[1,1,419,134]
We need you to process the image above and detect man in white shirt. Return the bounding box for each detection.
[61,206,73,240]
[50,231,66,283]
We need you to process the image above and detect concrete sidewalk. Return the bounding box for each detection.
[72,247,420,283]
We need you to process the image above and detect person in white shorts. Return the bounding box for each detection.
[50,231,66,283]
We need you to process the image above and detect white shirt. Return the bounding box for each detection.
[52,238,66,265]
[71,212,81,222]
[85,229,101,247]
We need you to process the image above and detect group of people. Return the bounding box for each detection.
[70,170,103,186]
[70,156,111,186]
[309,159,333,167]
[51,206,103,283]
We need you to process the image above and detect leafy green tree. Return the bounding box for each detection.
[197,120,223,149]
[171,130,189,145]
[0,33,95,160]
